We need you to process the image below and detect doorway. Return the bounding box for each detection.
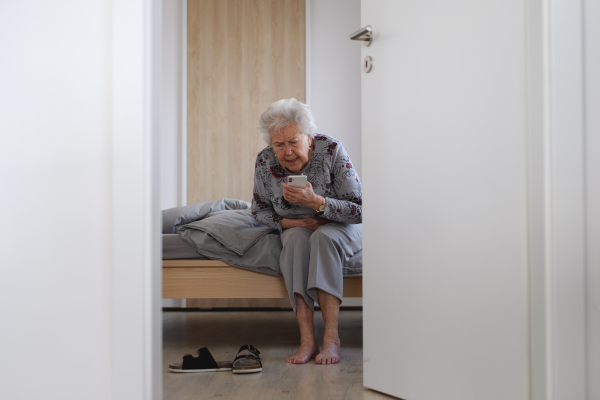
[160,1,373,398]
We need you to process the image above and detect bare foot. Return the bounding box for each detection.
[286,342,320,364]
[315,336,341,365]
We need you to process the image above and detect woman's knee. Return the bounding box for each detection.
[308,225,337,248]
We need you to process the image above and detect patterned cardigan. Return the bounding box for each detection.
[251,134,362,233]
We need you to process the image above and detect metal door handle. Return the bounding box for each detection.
[350,25,373,47]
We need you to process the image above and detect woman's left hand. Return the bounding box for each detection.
[282,180,321,209]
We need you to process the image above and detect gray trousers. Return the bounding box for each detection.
[279,222,362,313]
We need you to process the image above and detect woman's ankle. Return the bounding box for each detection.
[323,330,340,343]
[299,338,318,347]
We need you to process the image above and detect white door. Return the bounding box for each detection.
[361,1,529,399]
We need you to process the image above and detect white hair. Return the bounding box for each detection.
[257,98,318,144]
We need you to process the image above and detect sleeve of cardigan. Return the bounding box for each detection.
[322,143,363,224]
[251,165,283,233]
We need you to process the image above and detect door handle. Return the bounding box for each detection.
[350,25,373,47]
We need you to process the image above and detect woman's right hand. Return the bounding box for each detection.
[301,217,330,231]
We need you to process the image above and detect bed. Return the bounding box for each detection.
[162,234,363,300]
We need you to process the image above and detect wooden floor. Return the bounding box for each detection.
[163,310,394,400]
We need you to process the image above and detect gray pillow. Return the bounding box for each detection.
[162,198,250,234]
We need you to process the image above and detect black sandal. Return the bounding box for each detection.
[232,344,262,374]
[169,347,233,373]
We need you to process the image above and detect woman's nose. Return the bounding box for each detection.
[284,147,293,155]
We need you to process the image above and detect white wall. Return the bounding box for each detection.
[1,2,161,398]
[309,0,362,178]
[584,0,600,397]
[161,0,184,210]
[161,0,186,309]
[0,1,112,398]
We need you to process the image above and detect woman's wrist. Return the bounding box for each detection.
[282,218,301,229]
[311,195,325,210]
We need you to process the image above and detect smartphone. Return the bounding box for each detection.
[286,175,307,188]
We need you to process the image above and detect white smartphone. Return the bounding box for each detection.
[286,175,307,188]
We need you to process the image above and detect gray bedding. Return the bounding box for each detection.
[163,198,251,234]
[162,199,362,277]
[163,234,207,260]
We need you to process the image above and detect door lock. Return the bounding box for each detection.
[363,56,373,73]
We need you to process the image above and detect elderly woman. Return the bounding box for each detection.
[251,98,362,365]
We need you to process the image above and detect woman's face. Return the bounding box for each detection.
[270,123,313,173]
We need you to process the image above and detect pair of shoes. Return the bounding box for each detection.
[168,344,262,374]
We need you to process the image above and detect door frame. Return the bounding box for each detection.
[111,0,162,399]
[527,0,586,399]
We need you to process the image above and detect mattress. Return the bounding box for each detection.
[163,234,208,260]
[162,233,362,276]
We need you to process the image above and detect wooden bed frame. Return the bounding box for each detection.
[163,260,363,299]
